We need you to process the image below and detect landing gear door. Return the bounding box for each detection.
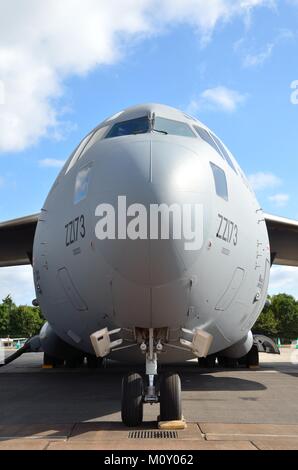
[152,278,191,328]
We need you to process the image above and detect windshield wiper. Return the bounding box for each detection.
[148,112,168,135]
[152,128,168,135]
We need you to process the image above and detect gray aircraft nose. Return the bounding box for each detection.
[91,136,211,286]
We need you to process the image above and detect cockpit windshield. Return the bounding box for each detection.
[154,117,195,138]
[105,115,196,139]
[105,116,149,138]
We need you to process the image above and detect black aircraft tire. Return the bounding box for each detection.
[246,345,259,368]
[43,353,64,368]
[160,373,182,422]
[198,355,216,368]
[65,356,85,368]
[217,356,238,368]
[217,356,227,368]
[86,354,103,369]
[121,373,144,427]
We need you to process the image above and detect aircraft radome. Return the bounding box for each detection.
[0,103,296,426]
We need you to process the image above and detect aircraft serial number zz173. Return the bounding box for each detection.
[216,214,238,246]
[65,215,86,247]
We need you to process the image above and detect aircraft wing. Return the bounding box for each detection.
[0,213,40,267]
[265,213,298,267]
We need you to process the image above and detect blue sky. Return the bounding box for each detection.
[0,0,298,304]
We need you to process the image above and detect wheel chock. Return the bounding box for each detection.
[158,420,187,430]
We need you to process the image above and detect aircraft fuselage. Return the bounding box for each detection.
[33,104,270,363]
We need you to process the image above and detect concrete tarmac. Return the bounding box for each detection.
[0,348,297,450]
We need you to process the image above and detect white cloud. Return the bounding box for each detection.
[268,193,290,208]
[202,86,246,112]
[0,266,35,306]
[248,172,282,191]
[39,159,65,169]
[0,80,5,105]
[0,0,274,153]
[188,86,247,114]
[243,43,275,67]
[269,266,298,299]
[237,29,295,68]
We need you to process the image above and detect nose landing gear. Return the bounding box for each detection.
[121,328,182,427]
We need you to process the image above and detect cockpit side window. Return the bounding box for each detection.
[66,126,110,174]
[80,126,109,156]
[210,162,228,201]
[66,132,93,174]
[210,133,237,173]
[154,117,196,138]
[194,126,237,174]
[105,116,149,138]
[194,126,224,159]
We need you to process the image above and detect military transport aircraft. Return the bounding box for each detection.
[0,103,297,426]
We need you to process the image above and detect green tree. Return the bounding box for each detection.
[0,304,10,337]
[9,306,44,337]
[270,294,298,339]
[0,295,16,337]
[254,298,278,337]
[254,294,298,340]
